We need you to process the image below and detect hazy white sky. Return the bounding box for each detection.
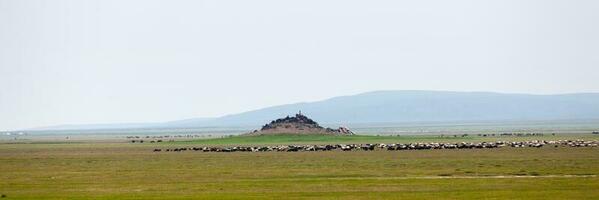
[1,0,598,130]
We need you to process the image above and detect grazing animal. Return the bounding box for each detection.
[155,139,597,153]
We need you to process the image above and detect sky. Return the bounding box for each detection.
[1,0,598,131]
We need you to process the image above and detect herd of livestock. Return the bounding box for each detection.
[154,139,597,152]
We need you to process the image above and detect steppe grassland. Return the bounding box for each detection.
[0,134,597,199]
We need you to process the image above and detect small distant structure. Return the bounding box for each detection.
[246,111,353,135]
[593,131,599,135]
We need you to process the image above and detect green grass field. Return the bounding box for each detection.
[1,134,598,199]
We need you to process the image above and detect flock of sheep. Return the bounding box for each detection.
[154,139,597,152]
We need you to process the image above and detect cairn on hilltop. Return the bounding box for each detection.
[246,111,353,135]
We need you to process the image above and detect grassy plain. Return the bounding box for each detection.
[0,134,598,199]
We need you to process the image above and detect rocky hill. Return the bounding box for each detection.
[246,112,353,135]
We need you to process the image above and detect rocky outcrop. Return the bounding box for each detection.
[246,112,353,135]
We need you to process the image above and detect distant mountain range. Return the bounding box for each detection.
[32,90,599,131]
